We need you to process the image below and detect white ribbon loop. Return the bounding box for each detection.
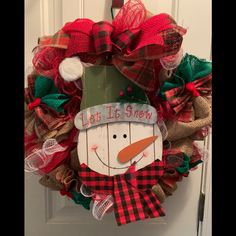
[80,184,95,197]
[158,119,168,140]
[24,138,66,172]
[92,194,114,221]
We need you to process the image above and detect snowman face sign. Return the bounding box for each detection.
[77,121,162,176]
[70,65,163,176]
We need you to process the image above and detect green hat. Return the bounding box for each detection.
[74,66,158,130]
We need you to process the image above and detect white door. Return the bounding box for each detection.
[25,1,211,235]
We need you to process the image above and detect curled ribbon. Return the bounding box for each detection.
[24,138,67,173]
[55,164,81,192]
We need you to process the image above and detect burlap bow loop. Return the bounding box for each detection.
[165,96,212,141]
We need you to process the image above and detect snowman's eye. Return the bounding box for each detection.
[123,134,127,138]
[113,134,117,139]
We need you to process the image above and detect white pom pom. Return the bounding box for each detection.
[59,57,84,82]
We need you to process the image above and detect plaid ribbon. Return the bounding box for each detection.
[38,30,70,49]
[37,13,186,92]
[164,74,212,122]
[78,160,165,225]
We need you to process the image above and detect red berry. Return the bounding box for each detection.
[127,86,132,93]
[119,90,124,96]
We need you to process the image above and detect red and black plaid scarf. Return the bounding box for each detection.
[78,160,165,226]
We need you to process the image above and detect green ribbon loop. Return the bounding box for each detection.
[34,76,69,112]
[176,153,203,174]
[160,53,212,99]
[71,191,92,210]
[176,153,190,174]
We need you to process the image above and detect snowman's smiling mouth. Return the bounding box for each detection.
[94,149,144,170]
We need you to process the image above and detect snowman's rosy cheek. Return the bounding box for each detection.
[91,144,98,152]
[143,150,149,158]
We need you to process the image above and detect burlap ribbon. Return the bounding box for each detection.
[168,137,194,157]
[39,163,81,192]
[39,146,80,191]
[165,96,211,141]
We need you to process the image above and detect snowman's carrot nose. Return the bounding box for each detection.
[117,136,158,163]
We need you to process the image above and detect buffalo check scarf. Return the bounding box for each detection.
[78,160,165,226]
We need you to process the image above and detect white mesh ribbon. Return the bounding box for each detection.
[193,141,209,162]
[24,138,66,172]
[157,119,168,140]
[80,184,95,197]
[92,194,114,221]
[160,48,183,70]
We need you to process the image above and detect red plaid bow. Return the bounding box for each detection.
[78,160,165,226]
[164,74,212,122]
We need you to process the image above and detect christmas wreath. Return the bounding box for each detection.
[24,0,211,226]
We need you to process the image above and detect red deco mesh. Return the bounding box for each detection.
[32,47,66,79]
[112,0,147,37]
[32,46,82,98]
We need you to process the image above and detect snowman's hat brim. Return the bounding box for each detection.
[74,102,157,130]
